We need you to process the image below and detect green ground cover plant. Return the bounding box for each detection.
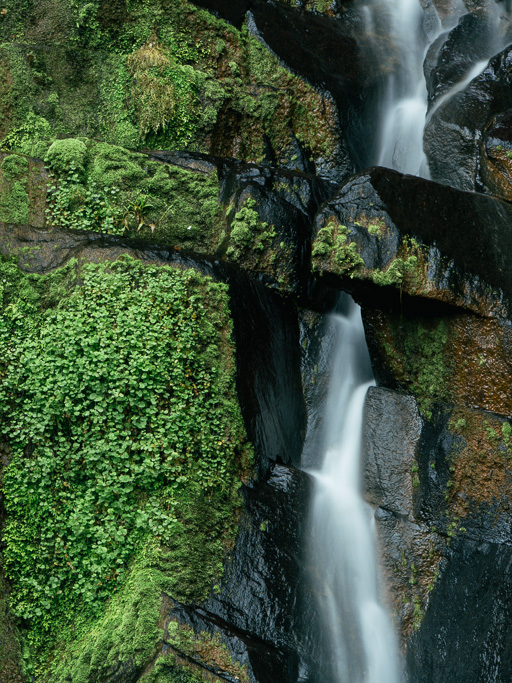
[43,138,225,248]
[0,0,339,168]
[0,255,252,678]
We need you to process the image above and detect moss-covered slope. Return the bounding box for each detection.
[0,0,341,174]
[0,255,252,681]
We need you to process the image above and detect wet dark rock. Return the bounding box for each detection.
[426,10,498,105]
[407,538,512,683]
[298,310,336,470]
[312,166,512,320]
[363,385,512,677]
[363,387,421,517]
[163,465,314,683]
[216,155,334,296]
[227,271,307,476]
[479,108,512,200]
[424,44,512,191]
[362,387,444,642]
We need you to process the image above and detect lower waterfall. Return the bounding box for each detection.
[308,298,400,682]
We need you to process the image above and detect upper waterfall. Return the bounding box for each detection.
[360,0,512,176]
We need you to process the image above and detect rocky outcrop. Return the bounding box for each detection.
[424,43,512,191]
[479,107,512,201]
[311,166,512,318]
[364,387,512,682]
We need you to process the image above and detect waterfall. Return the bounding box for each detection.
[308,298,400,683]
[361,0,512,176]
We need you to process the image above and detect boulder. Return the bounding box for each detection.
[425,9,501,105]
[479,108,512,200]
[364,387,512,683]
[311,166,512,319]
[424,44,512,190]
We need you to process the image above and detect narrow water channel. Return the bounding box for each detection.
[307,1,512,679]
[308,299,400,682]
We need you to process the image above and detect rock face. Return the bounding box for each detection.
[364,387,512,682]
[425,43,512,191]
[4,1,512,682]
[311,166,512,318]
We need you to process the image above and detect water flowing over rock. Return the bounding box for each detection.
[307,307,400,683]
[4,0,512,681]
[425,42,512,190]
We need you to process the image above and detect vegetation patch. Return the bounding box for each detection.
[312,218,365,277]
[224,197,296,290]
[373,312,452,419]
[312,220,424,289]
[0,255,252,679]
[226,199,276,261]
[138,620,249,683]
[446,408,512,519]
[44,139,225,250]
[0,0,340,169]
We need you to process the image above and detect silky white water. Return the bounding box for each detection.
[362,0,512,176]
[309,300,400,682]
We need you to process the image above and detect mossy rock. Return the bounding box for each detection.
[0,151,48,227]
[0,0,342,173]
[44,138,87,176]
[42,139,226,252]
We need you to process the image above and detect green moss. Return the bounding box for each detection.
[1,108,53,156]
[0,172,30,224]
[1,154,28,181]
[146,622,249,683]
[88,141,147,188]
[0,557,24,681]
[372,256,418,287]
[412,595,423,631]
[44,138,87,176]
[502,421,511,446]
[0,256,252,678]
[0,1,340,168]
[43,138,224,250]
[390,317,450,418]
[226,199,276,261]
[312,221,364,277]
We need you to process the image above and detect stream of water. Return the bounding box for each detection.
[308,1,512,680]
[364,0,511,175]
[309,300,400,682]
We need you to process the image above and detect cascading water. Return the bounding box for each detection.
[361,0,512,176]
[308,299,400,683]
[307,3,512,679]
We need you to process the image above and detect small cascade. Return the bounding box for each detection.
[360,0,512,176]
[308,299,400,683]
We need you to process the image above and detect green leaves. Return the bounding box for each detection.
[45,169,125,235]
[0,256,252,660]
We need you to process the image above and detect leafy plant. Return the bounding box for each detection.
[122,194,155,232]
[45,167,125,235]
[0,256,252,668]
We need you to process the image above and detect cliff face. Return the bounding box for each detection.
[1,1,512,682]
